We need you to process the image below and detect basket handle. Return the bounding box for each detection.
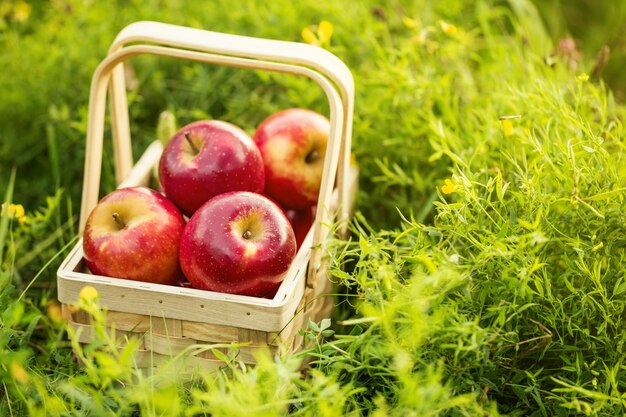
[80,23,354,286]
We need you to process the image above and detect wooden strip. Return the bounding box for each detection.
[237,328,268,345]
[267,303,309,346]
[234,345,276,364]
[267,292,311,345]
[108,63,133,184]
[142,333,271,365]
[67,321,144,349]
[143,333,195,356]
[68,321,94,344]
[61,304,73,322]
[72,308,91,325]
[133,349,227,371]
[196,345,276,364]
[182,321,239,343]
[106,311,152,332]
[150,317,183,337]
[132,349,171,369]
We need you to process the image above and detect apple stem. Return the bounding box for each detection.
[242,230,253,240]
[184,131,200,154]
[112,212,125,229]
[305,149,319,164]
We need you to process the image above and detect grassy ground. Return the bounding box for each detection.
[1,0,626,415]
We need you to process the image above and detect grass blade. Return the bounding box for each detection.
[0,167,16,266]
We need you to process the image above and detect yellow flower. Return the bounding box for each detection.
[47,300,64,324]
[402,16,417,29]
[1,203,27,225]
[577,73,589,82]
[501,119,513,136]
[499,115,521,137]
[302,20,333,47]
[301,27,318,45]
[10,361,29,384]
[441,178,458,195]
[12,1,31,23]
[317,21,333,44]
[439,20,457,36]
[79,285,99,303]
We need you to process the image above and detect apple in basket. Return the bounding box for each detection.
[179,191,296,297]
[253,108,330,210]
[83,187,186,285]
[159,120,265,217]
[285,205,316,249]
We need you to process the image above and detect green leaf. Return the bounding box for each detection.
[308,319,320,332]
[320,318,331,331]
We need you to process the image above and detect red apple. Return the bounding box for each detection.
[285,206,316,249]
[83,187,186,285]
[179,191,296,297]
[253,108,329,210]
[159,120,265,217]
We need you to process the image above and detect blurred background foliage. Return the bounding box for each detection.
[530,0,626,100]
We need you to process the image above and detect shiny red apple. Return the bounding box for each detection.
[179,191,296,297]
[253,108,330,210]
[285,206,316,249]
[159,120,265,217]
[83,187,186,285]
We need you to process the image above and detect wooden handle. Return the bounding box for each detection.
[80,22,355,286]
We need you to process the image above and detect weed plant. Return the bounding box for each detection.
[1,0,625,415]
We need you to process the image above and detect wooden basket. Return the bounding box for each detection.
[56,21,356,368]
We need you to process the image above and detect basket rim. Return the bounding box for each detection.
[57,234,311,308]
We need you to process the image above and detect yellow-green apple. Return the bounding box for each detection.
[83,187,186,285]
[253,108,329,210]
[285,205,316,249]
[179,191,296,297]
[159,120,265,217]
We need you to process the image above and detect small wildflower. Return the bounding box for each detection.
[1,203,27,225]
[301,27,318,45]
[439,20,457,36]
[317,21,333,44]
[402,16,417,29]
[47,300,64,324]
[499,115,521,137]
[441,178,458,195]
[12,1,31,23]
[10,361,29,384]
[79,285,99,303]
[577,73,589,82]
[501,119,513,136]
[302,20,333,47]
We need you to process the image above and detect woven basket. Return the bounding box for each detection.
[56,21,356,368]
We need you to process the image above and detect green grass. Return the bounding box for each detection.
[1,0,626,415]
